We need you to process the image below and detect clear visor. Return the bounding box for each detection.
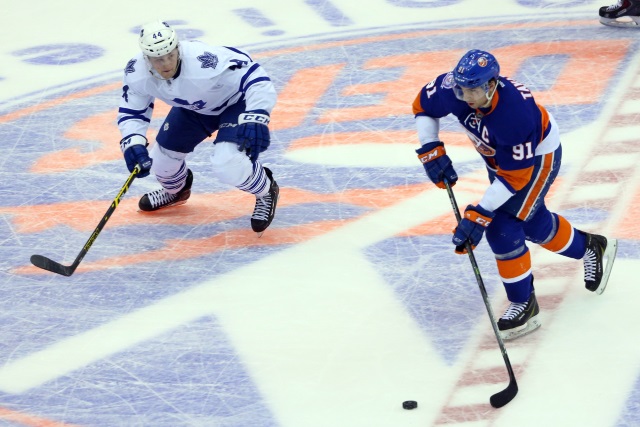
[453,81,491,101]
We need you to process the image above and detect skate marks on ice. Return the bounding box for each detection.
[2,16,640,427]
[1,179,489,427]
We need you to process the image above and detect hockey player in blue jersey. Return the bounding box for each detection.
[118,21,278,235]
[413,49,617,340]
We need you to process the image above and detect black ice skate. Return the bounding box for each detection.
[599,0,640,27]
[251,167,279,236]
[498,289,541,341]
[139,169,193,212]
[583,233,618,295]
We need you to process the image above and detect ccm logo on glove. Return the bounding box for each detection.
[465,209,493,227]
[417,146,444,163]
[239,112,270,125]
[416,141,458,189]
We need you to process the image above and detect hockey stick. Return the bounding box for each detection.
[30,166,140,277]
[444,179,518,408]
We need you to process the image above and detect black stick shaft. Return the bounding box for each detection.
[444,180,518,408]
[30,166,139,276]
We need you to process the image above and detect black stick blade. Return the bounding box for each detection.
[490,379,518,408]
[30,255,76,277]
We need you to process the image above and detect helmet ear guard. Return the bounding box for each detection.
[138,20,178,57]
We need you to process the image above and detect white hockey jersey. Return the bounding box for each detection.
[117,40,277,139]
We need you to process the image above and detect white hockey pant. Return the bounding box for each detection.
[210,142,270,198]
[149,142,269,197]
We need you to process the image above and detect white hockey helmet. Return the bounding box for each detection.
[138,21,178,57]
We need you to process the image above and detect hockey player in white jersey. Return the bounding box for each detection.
[118,20,279,235]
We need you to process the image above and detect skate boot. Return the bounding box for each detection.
[139,169,193,212]
[599,0,640,27]
[498,289,541,341]
[251,167,279,236]
[583,233,618,295]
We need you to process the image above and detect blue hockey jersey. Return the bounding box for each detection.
[413,72,553,196]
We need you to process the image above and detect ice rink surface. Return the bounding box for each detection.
[1,0,639,426]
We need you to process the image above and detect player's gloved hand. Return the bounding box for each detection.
[237,109,271,162]
[416,141,458,189]
[120,134,152,178]
[452,204,494,254]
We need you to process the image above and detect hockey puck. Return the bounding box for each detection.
[402,400,418,410]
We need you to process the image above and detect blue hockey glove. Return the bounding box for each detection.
[237,110,271,162]
[416,141,458,189]
[452,204,494,254]
[120,134,152,178]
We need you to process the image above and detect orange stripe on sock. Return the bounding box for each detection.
[496,250,531,281]
[541,214,573,253]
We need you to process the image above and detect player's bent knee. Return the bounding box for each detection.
[149,143,188,176]
[210,142,253,186]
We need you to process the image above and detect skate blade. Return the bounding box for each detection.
[137,200,188,213]
[600,16,640,27]
[595,238,618,295]
[500,316,541,341]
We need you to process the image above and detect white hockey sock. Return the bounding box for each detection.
[237,161,269,198]
[156,162,189,194]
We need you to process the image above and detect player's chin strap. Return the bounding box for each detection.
[484,80,499,104]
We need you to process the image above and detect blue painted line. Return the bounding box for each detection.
[304,0,354,26]
[233,8,276,27]
[233,8,285,36]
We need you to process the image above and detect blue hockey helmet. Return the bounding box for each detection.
[453,49,500,88]
[452,50,500,103]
